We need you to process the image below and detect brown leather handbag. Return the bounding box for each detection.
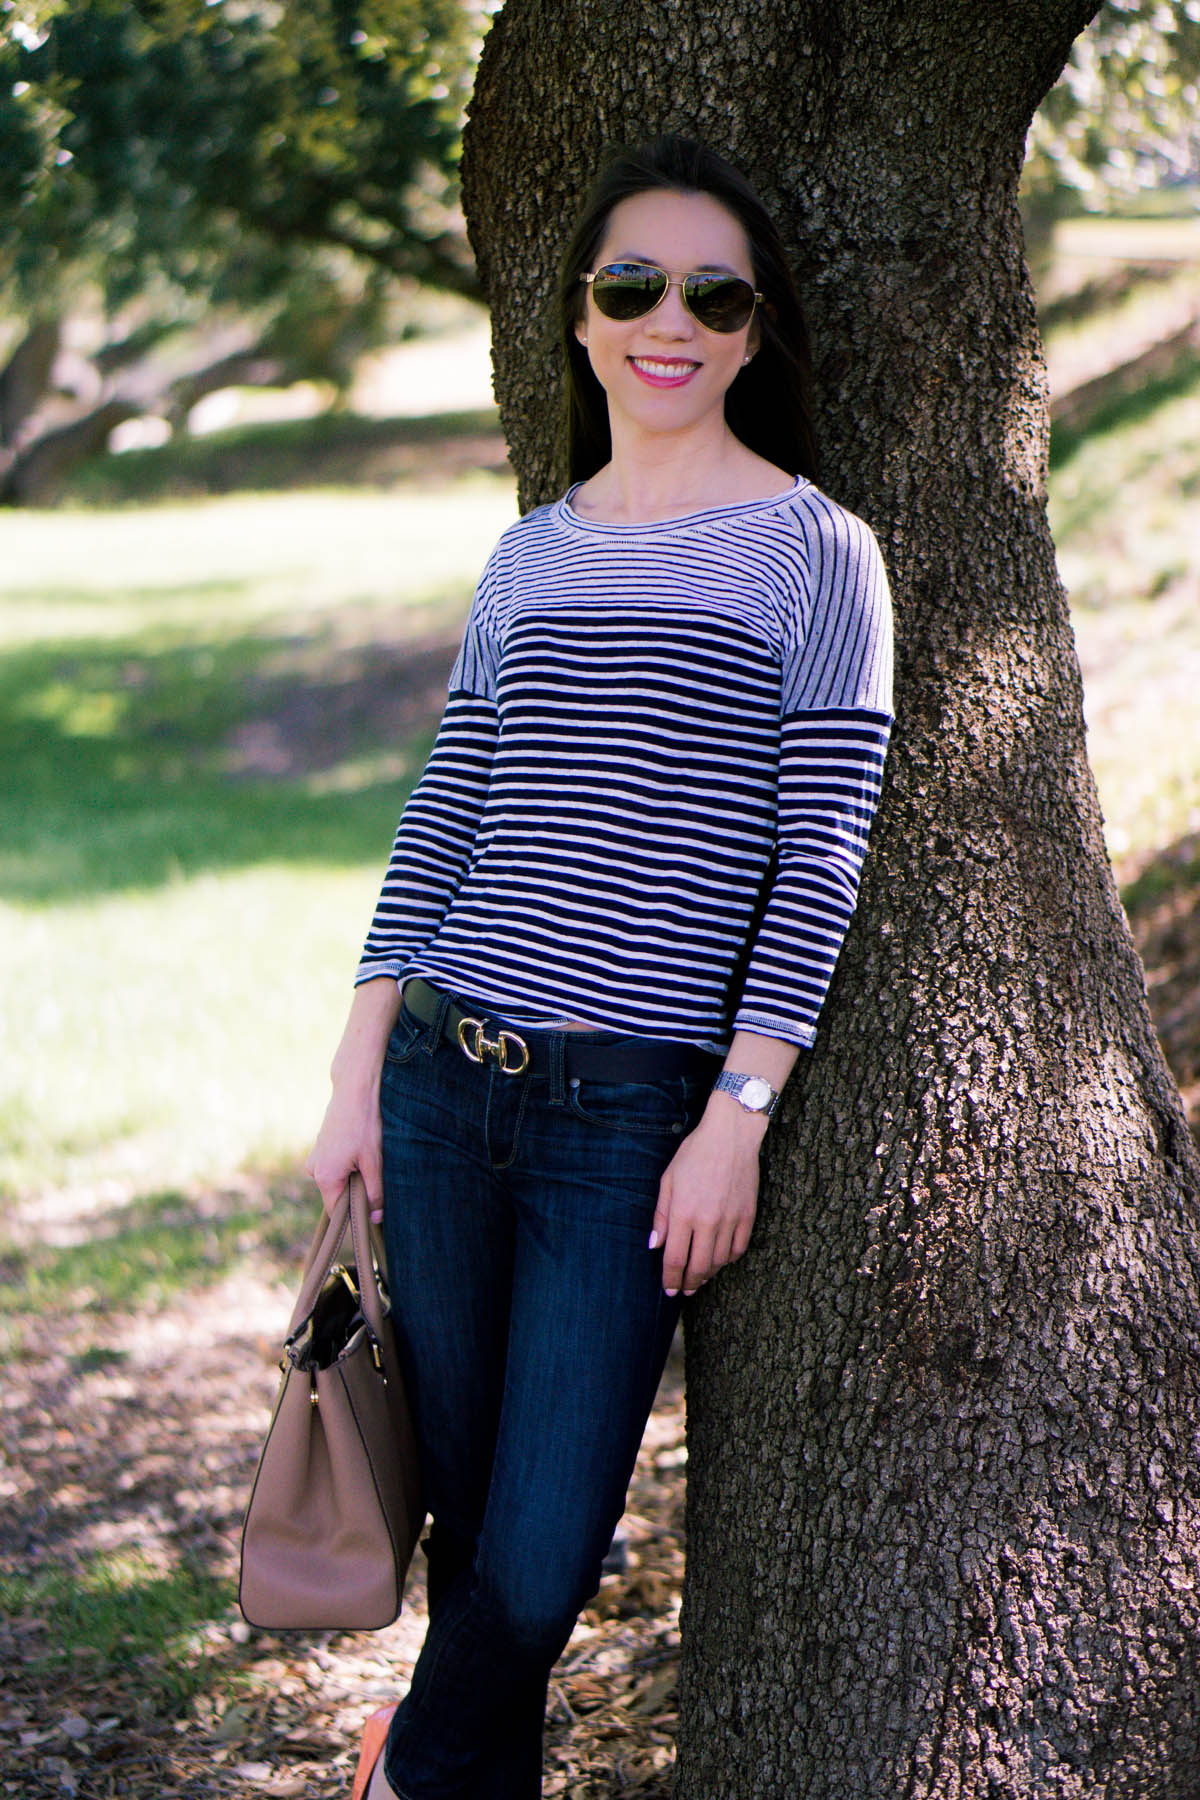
[239,1173,424,1630]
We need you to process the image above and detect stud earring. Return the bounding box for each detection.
[741,355,751,366]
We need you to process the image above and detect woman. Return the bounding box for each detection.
[307,134,893,1800]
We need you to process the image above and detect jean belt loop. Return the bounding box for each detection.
[425,984,453,1056]
[548,1031,566,1106]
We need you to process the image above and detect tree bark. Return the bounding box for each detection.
[462,4,1200,1796]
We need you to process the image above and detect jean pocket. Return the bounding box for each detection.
[383,1001,430,1066]
[567,1076,692,1138]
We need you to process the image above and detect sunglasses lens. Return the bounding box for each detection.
[683,274,758,333]
[590,262,668,320]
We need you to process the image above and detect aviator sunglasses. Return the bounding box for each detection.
[581,261,763,334]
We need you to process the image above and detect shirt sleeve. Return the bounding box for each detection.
[355,559,501,985]
[733,496,894,1047]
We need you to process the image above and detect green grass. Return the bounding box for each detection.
[0,868,404,1198]
[0,471,516,1201]
[0,1185,301,1319]
[0,635,437,902]
[1037,218,1200,869]
[1043,313,1200,865]
[1051,210,1200,260]
[0,478,513,640]
[1121,839,1200,914]
[57,406,504,506]
[0,1552,229,1706]
[1048,362,1200,632]
[1050,345,1200,470]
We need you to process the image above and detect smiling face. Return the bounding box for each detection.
[576,187,759,448]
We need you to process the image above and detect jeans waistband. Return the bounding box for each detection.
[403,979,720,1085]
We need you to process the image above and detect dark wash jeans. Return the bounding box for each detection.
[379,989,706,1800]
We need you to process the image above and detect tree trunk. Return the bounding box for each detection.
[0,320,60,447]
[0,398,140,505]
[461,5,1200,1795]
[0,342,295,503]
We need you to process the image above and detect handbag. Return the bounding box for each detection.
[239,1172,424,1630]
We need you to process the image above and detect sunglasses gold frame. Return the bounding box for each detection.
[581,262,764,333]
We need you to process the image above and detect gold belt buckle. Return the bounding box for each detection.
[456,1015,530,1075]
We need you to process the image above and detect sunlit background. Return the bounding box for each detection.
[1,3,1198,1793]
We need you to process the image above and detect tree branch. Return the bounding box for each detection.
[235,202,483,303]
[0,336,302,504]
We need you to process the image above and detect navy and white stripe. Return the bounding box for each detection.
[358,477,893,1051]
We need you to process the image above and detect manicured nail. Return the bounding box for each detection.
[648,1230,659,1250]
[664,1287,678,1297]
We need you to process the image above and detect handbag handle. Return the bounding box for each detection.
[286,1173,389,1345]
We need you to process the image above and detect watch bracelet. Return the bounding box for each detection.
[712,1069,780,1117]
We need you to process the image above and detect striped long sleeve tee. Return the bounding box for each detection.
[357,476,893,1052]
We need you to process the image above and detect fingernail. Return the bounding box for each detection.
[664,1288,678,1298]
[648,1230,659,1250]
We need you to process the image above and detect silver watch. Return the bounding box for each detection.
[713,1071,780,1118]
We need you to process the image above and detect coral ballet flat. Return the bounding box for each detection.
[351,1704,398,1800]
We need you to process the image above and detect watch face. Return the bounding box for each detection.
[740,1077,773,1111]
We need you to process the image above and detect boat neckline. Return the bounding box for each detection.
[557,475,808,533]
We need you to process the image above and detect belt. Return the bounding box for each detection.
[402,979,720,1085]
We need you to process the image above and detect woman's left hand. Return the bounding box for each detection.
[651,1094,766,1296]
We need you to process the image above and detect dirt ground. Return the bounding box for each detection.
[0,1173,686,1797]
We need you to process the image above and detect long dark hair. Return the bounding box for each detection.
[556,135,818,485]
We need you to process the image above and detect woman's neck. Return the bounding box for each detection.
[574,420,791,525]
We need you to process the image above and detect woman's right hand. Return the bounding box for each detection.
[305,1079,384,1221]
[305,977,403,1221]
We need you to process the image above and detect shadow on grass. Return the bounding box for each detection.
[0,1184,306,1320]
[0,1173,327,1747]
[1037,260,1189,336]
[0,617,457,901]
[1121,827,1200,1146]
[0,1554,230,1708]
[57,408,509,507]
[1050,337,1200,470]
[1122,832,1200,916]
